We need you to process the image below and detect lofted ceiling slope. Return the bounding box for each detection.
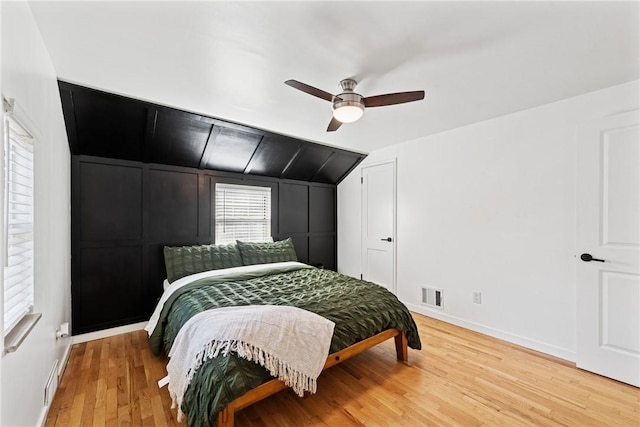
[59,81,365,184]
[31,1,639,154]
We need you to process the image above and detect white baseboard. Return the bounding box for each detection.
[404,302,576,362]
[37,405,48,427]
[72,321,147,344]
[58,341,72,378]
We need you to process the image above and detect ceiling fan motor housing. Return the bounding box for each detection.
[339,79,358,91]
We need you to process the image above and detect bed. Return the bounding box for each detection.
[146,239,421,427]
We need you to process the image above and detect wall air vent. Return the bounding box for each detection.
[44,359,59,406]
[422,287,443,310]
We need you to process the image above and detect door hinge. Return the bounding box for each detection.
[361,177,363,184]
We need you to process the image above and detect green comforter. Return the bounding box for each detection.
[149,263,421,427]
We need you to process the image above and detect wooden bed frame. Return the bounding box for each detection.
[216,328,409,427]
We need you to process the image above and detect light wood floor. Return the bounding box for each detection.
[46,313,640,426]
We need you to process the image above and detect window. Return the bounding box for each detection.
[215,183,271,245]
[3,113,34,336]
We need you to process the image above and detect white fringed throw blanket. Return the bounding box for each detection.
[166,305,335,421]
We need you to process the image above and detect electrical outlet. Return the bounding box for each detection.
[473,291,482,304]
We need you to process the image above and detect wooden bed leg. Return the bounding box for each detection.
[394,331,408,362]
[218,406,234,427]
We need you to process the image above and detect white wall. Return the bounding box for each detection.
[338,80,639,361]
[1,2,72,426]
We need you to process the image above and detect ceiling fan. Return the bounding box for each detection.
[285,78,425,132]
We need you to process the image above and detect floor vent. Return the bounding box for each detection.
[422,287,444,309]
[44,360,59,407]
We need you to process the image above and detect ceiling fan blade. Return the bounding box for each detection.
[327,117,343,132]
[362,91,425,108]
[285,80,336,102]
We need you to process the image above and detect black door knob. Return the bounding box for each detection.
[580,253,605,262]
[380,237,392,242]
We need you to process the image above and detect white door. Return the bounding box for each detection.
[576,109,640,387]
[361,161,396,293]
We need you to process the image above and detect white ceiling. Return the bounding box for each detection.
[30,1,639,154]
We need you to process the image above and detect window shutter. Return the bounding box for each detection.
[215,183,271,244]
[3,116,34,335]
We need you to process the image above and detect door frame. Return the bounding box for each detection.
[361,158,397,294]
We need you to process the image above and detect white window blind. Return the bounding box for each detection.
[3,115,34,336]
[215,183,271,245]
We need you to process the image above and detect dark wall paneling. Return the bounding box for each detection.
[312,153,362,184]
[148,243,170,298]
[309,186,335,233]
[245,135,301,178]
[281,145,333,181]
[279,182,308,234]
[145,109,214,168]
[65,79,352,335]
[72,155,336,335]
[289,236,309,264]
[72,88,147,161]
[75,246,143,334]
[59,89,79,154]
[146,169,199,240]
[201,126,263,173]
[309,235,336,271]
[197,174,211,244]
[59,81,366,185]
[79,162,142,241]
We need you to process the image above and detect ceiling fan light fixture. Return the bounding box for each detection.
[332,102,364,123]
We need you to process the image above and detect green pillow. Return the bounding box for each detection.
[236,238,298,266]
[163,243,243,283]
